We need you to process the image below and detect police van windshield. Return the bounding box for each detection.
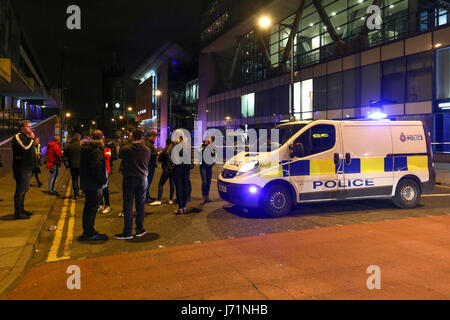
[252,123,308,152]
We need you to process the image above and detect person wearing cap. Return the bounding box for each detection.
[144,131,159,202]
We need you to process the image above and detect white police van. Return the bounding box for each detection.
[217,120,436,217]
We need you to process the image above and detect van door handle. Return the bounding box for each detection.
[334,153,339,165]
[345,153,351,165]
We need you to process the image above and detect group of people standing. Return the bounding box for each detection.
[12,121,217,242]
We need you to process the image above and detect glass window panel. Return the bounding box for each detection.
[407,52,433,102]
[327,72,343,109]
[382,57,405,103]
[314,76,327,111]
[301,79,313,114]
[436,47,450,100]
[361,63,381,106]
[343,68,361,108]
[279,85,290,115]
[294,81,301,114]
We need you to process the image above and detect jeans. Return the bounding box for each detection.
[101,186,110,207]
[200,165,212,197]
[14,169,32,217]
[157,171,174,201]
[123,176,148,235]
[70,168,80,196]
[146,166,156,200]
[81,189,103,236]
[174,165,190,210]
[48,166,60,193]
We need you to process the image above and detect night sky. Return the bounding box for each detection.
[13,0,201,121]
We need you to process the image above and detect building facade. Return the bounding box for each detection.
[131,42,198,147]
[0,0,58,140]
[199,0,450,153]
[101,62,137,137]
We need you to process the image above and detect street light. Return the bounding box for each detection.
[258,16,272,29]
[155,90,162,97]
[258,15,297,121]
[65,112,71,118]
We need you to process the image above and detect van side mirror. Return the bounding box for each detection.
[293,142,304,158]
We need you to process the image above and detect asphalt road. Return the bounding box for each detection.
[26,164,450,268]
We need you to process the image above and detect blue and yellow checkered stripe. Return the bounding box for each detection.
[283,155,428,177]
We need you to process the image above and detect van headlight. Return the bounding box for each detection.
[237,160,259,176]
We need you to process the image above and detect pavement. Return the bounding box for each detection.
[436,162,450,186]
[2,214,450,300]
[0,162,449,299]
[0,166,69,295]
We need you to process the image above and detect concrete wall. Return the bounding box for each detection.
[0,116,58,178]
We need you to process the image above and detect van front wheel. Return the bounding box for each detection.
[262,185,292,218]
[393,179,421,209]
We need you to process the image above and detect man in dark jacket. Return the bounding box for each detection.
[78,130,108,242]
[115,129,151,240]
[144,131,158,202]
[63,133,82,199]
[12,120,35,219]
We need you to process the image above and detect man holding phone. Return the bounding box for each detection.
[12,120,35,219]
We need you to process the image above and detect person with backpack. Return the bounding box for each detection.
[150,138,175,206]
[46,136,63,196]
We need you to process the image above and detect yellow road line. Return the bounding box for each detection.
[46,185,72,263]
[62,196,76,259]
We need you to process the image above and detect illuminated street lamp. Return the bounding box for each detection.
[119,115,124,120]
[258,16,272,29]
[258,14,295,121]
[155,90,162,97]
[65,112,71,118]
[127,106,133,112]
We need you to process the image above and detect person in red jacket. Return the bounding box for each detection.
[98,145,112,214]
[46,136,63,195]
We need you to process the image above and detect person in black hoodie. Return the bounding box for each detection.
[150,138,175,206]
[78,130,108,242]
[115,129,151,240]
[12,120,35,219]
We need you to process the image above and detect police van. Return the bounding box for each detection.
[217,120,436,217]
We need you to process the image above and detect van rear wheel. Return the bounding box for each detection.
[393,179,421,209]
[262,185,292,218]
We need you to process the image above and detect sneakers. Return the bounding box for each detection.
[101,206,112,214]
[78,233,108,242]
[135,229,146,237]
[150,200,161,206]
[73,194,80,200]
[168,200,173,205]
[114,233,133,240]
[97,205,105,212]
